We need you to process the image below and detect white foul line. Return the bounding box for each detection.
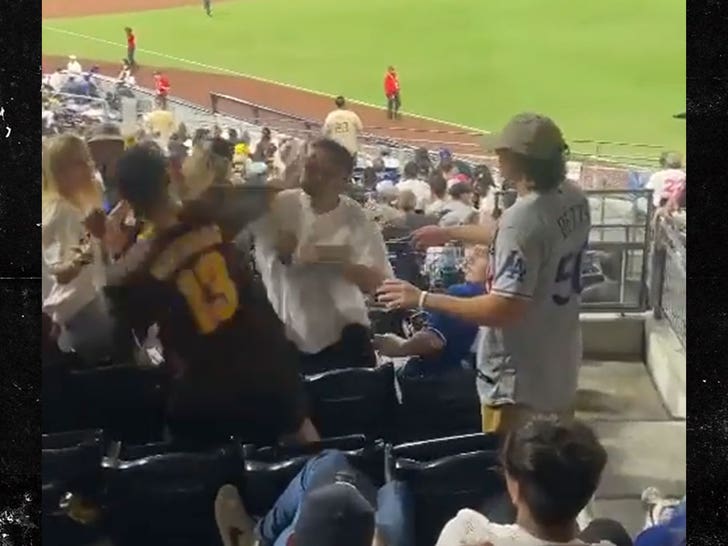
[43,25,490,135]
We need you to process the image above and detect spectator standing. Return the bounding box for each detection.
[397,161,432,211]
[114,144,320,446]
[384,65,401,120]
[435,417,632,546]
[41,134,114,364]
[645,152,685,209]
[153,70,171,110]
[125,27,137,68]
[48,67,66,91]
[252,127,274,162]
[66,55,82,74]
[323,96,363,158]
[378,113,591,435]
[252,138,393,374]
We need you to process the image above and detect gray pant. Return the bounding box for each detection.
[203,0,212,14]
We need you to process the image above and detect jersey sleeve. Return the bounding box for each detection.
[490,223,543,301]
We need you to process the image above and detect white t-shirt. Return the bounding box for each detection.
[645,168,686,207]
[67,60,82,74]
[49,71,66,91]
[42,200,106,324]
[253,189,394,354]
[397,178,432,210]
[323,108,363,155]
[436,509,615,546]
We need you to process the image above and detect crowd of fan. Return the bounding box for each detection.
[41,66,685,546]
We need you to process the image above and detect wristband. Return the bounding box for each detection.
[418,290,429,309]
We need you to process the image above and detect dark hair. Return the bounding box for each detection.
[313,138,355,177]
[503,417,607,527]
[125,26,132,32]
[474,164,496,194]
[428,172,447,199]
[403,161,418,179]
[511,152,566,192]
[192,128,210,146]
[335,96,346,108]
[116,145,170,217]
[448,181,473,199]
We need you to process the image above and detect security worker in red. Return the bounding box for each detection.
[384,66,401,120]
[153,71,171,110]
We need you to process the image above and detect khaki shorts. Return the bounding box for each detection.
[481,404,575,435]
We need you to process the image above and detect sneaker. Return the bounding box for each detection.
[641,486,681,529]
[215,484,255,546]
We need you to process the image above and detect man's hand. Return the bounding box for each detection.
[373,333,406,357]
[276,230,298,264]
[412,225,451,249]
[376,278,422,310]
[83,209,107,240]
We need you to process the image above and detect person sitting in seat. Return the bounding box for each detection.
[214,450,414,546]
[436,416,633,546]
[113,144,319,446]
[373,245,487,377]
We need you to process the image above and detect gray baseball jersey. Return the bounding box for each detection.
[476,181,591,412]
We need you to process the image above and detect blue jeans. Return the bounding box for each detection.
[256,450,414,546]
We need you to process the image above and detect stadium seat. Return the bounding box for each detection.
[386,433,504,546]
[304,364,397,439]
[104,444,244,546]
[42,430,107,546]
[66,364,169,444]
[395,369,481,442]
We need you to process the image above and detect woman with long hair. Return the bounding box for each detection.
[41,134,114,364]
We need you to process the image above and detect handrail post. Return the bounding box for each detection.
[210,92,219,114]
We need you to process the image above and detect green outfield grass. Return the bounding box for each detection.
[43,0,685,152]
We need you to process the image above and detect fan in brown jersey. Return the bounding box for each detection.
[114,144,319,446]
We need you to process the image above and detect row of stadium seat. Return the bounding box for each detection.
[43,362,481,445]
[42,430,505,546]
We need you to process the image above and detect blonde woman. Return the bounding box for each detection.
[42,134,114,364]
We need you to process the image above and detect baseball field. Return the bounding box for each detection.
[42,0,685,154]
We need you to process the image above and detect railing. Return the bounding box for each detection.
[650,214,686,348]
[493,189,655,313]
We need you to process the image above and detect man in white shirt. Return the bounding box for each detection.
[48,67,66,91]
[435,417,630,546]
[322,96,363,158]
[645,151,685,208]
[397,161,432,211]
[67,55,82,74]
[253,138,393,374]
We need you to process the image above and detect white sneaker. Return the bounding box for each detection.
[214,484,255,546]
[641,486,681,529]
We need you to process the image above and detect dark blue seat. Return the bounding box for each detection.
[305,364,397,439]
[67,365,169,444]
[395,369,481,442]
[104,444,244,546]
[242,434,386,516]
[386,433,504,546]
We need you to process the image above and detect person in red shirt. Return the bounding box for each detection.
[125,27,136,69]
[153,71,171,110]
[384,66,401,120]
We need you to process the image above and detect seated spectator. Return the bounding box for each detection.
[48,67,66,91]
[437,148,458,179]
[214,450,413,546]
[425,171,448,216]
[436,417,633,546]
[66,54,82,74]
[114,144,319,446]
[635,491,685,546]
[380,146,400,170]
[42,134,114,365]
[395,190,438,232]
[397,161,432,211]
[374,245,487,377]
[645,152,685,209]
[252,138,393,374]
[439,182,477,227]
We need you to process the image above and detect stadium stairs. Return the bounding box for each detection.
[578,312,686,536]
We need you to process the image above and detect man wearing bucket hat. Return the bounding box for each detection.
[378,113,591,435]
